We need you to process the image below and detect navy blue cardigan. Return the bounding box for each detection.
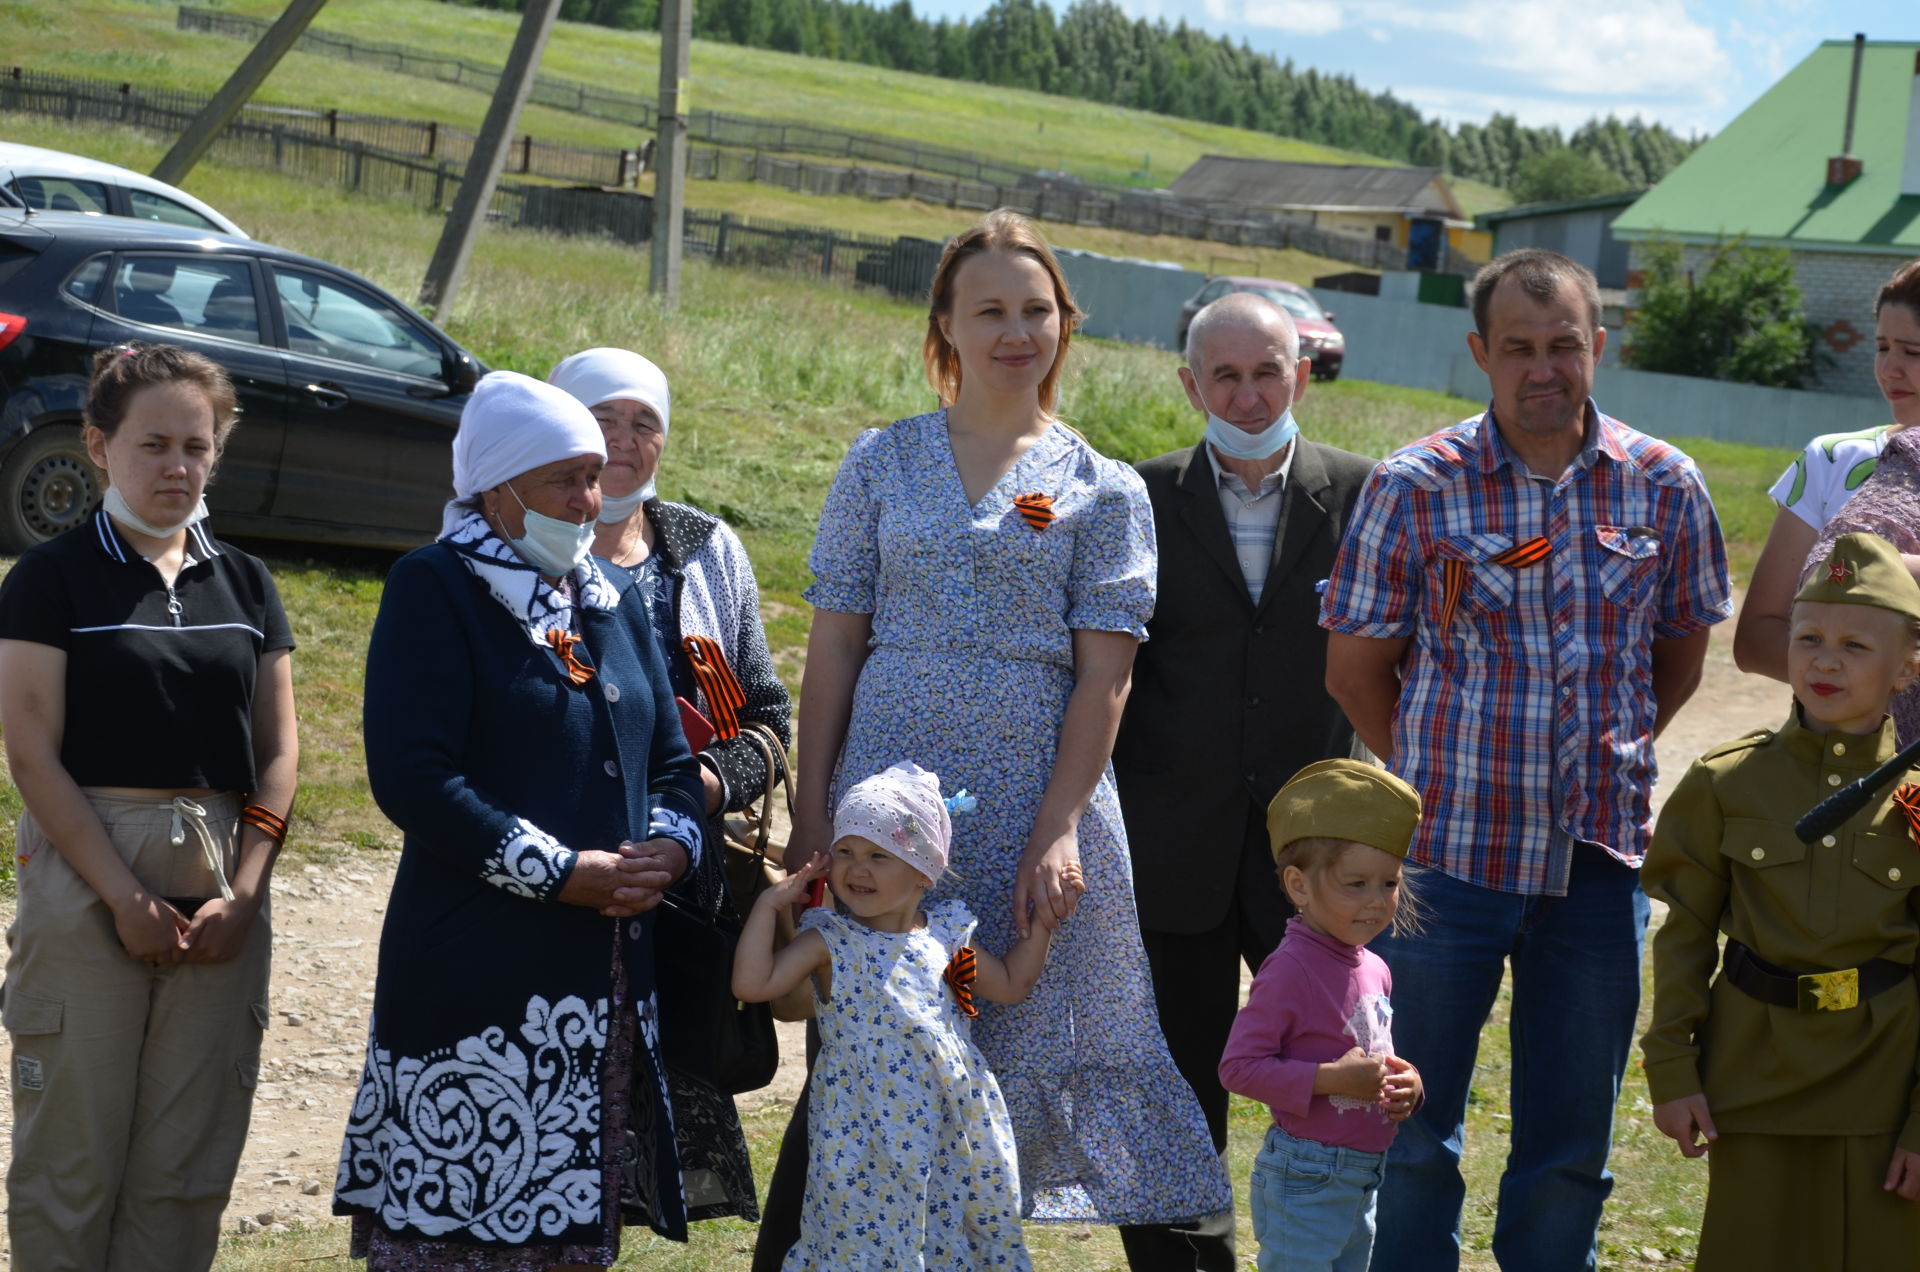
[334,543,704,1247]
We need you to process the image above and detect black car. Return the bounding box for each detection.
[0,210,483,553]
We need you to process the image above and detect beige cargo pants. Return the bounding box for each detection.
[5,791,269,1272]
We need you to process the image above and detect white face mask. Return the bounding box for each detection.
[102,484,208,539]
[596,484,651,524]
[1205,407,1299,461]
[503,481,596,576]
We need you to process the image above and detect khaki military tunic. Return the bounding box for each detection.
[1642,711,1920,1270]
[1644,711,1920,1141]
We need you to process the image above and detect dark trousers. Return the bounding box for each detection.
[1119,804,1292,1272]
[751,1022,816,1272]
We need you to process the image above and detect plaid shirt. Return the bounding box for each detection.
[1318,405,1731,895]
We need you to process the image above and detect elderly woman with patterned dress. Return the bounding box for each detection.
[1735,258,1920,743]
[331,372,707,1272]
[549,346,792,1222]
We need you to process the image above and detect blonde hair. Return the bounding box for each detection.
[1275,836,1424,937]
[922,209,1083,414]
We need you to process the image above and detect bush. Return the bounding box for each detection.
[1624,237,1824,389]
[1509,147,1629,205]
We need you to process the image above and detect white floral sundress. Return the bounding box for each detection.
[784,900,1028,1271]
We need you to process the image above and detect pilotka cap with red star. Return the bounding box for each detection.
[1794,531,1920,623]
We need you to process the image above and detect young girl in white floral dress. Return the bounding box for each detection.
[734,762,1053,1271]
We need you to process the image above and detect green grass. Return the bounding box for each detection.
[0,121,1788,1271]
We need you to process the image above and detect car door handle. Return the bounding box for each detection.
[304,382,349,408]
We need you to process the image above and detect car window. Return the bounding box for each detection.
[126,189,220,232]
[65,255,108,304]
[111,255,262,345]
[1197,279,1229,304]
[10,176,111,215]
[1251,287,1325,321]
[271,267,443,378]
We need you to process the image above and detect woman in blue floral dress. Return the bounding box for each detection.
[762,211,1231,1244]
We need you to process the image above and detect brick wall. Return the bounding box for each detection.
[1625,242,1906,399]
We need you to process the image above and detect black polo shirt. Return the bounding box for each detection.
[0,511,295,791]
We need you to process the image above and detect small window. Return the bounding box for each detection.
[111,255,261,345]
[271,266,442,377]
[127,189,220,232]
[11,176,110,215]
[1374,226,1392,242]
[65,255,109,304]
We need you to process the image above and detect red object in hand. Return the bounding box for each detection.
[676,696,716,752]
[806,877,827,909]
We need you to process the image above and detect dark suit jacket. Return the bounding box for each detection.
[1113,437,1376,934]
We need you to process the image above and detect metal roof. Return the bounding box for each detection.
[1168,156,1462,219]
[1612,39,1920,253]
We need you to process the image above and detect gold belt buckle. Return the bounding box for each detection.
[1797,967,1860,1013]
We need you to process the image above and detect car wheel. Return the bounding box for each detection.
[0,425,101,553]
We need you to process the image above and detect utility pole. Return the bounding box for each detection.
[649,0,692,303]
[151,0,331,186]
[418,0,564,316]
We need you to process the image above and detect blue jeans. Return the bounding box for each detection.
[1368,844,1648,1272]
[1250,1124,1383,1272]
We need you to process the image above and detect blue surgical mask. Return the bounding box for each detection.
[595,483,651,524]
[1205,407,1299,461]
[504,481,596,577]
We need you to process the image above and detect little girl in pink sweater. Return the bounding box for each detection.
[1219,759,1425,1272]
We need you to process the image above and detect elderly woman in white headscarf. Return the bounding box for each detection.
[333,372,708,1270]
[548,348,792,1223]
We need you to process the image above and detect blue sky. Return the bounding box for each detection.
[912,0,1915,138]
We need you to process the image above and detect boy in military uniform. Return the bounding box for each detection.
[1643,531,1920,1270]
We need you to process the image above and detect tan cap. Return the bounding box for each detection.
[1266,758,1421,862]
[1794,532,1920,623]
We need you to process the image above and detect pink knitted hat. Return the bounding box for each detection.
[831,762,975,883]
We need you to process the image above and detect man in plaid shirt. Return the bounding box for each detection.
[1319,249,1731,1271]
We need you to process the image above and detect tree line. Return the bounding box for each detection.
[439,0,1702,197]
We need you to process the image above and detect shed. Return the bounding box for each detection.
[1475,191,1639,288]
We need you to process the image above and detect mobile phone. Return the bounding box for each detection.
[675,697,716,752]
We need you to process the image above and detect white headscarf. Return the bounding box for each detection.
[441,370,607,538]
[549,347,670,436]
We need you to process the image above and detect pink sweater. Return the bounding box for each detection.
[1219,916,1401,1153]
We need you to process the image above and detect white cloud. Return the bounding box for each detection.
[1237,0,1348,36]
[1399,81,1717,138]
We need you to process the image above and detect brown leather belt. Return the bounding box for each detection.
[1724,939,1914,1013]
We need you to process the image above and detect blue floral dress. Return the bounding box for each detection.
[786,901,1027,1270]
[804,410,1231,1225]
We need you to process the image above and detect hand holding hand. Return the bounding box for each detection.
[602,837,690,916]
[1381,1054,1422,1122]
[1012,825,1085,938]
[1317,1047,1389,1103]
[180,895,260,963]
[1886,1147,1920,1201]
[1652,1094,1717,1158]
[111,891,191,962]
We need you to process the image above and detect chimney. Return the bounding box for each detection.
[1904,50,1920,196]
[1828,33,1866,187]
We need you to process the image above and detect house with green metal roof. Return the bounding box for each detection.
[1612,37,1920,397]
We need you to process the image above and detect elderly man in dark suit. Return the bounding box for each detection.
[1114,291,1375,1271]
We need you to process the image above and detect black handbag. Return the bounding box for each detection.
[652,800,780,1096]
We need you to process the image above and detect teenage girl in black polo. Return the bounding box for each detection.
[0,343,298,1272]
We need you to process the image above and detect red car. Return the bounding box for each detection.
[1175,276,1345,380]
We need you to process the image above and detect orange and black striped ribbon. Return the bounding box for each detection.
[546,628,595,686]
[1012,492,1056,532]
[240,804,289,845]
[1893,783,1920,848]
[1437,535,1554,632]
[682,634,746,740]
[945,945,979,1017]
